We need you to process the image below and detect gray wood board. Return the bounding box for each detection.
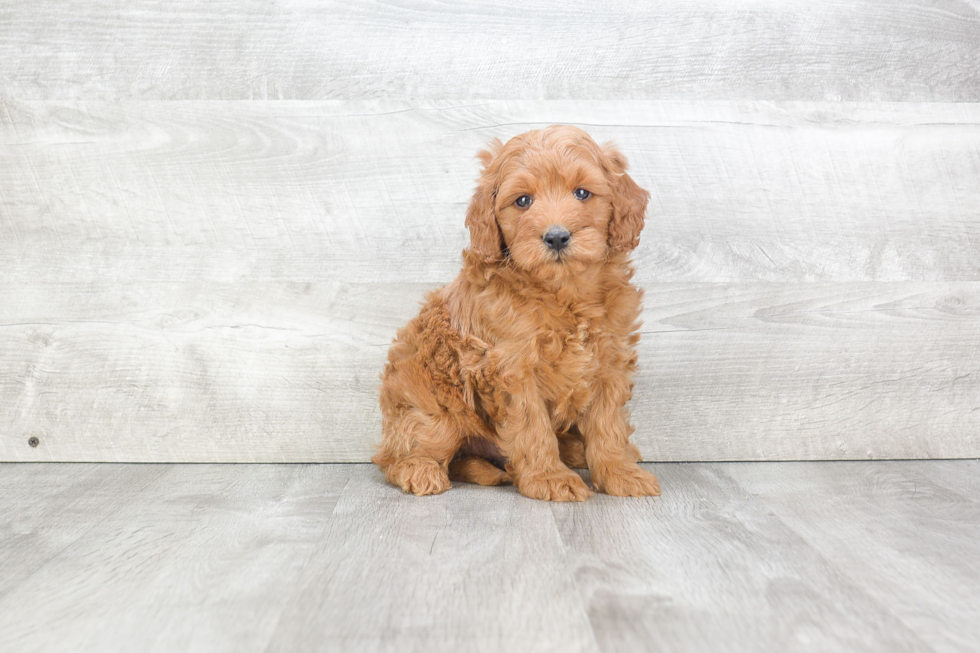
[267,466,600,653]
[0,463,171,601]
[2,280,979,462]
[3,461,979,652]
[727,460,980,653]
[551,463,942,652]
[1,1,979,101]
[0,463,352,653]
[3,100,980,284]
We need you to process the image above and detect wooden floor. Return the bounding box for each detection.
[1,461,978,652]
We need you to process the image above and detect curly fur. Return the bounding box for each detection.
[373,125,660,501]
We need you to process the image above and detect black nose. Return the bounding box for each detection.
[543,226,571,252]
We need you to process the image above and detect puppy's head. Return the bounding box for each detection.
[465,125,649,273]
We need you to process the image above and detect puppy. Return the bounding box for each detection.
[373,125,660,501]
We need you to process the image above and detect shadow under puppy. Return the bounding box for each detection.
[374,125,660,501]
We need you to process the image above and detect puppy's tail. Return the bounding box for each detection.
[449,456,512,486]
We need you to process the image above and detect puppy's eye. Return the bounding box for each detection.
[574,188,592,200]
[514,195,533,208]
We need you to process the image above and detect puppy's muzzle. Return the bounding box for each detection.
[543,226,571,253]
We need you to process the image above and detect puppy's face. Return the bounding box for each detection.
[465,126,649,276]
[494,139,613,270]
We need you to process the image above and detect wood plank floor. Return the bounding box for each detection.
[1,461,977,652]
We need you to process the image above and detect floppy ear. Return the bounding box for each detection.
[465,138,505,261]
[602,143,649,252]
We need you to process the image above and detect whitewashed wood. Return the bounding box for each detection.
[2,280,978,462]
[3,100,980,284]
[266,466,600,653]
[2,100,980,462]
[0,463,170,600]
[1,1,978,101]
[637,282,980,462]
[551,463,938,652]
[727,461,980,653]
[0,279,405,462]
[5,461,978,651]
[904,458,980,500]
[0,463,352,653]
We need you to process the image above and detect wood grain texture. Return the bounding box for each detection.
[0,463,352,652]
[3,100,980,284]
[0,463,170,601]
[1,0,979,102]
[3,461,979,652]
[637,282,980,461]
[2,280,978,462]
[2,100,979,462]
[266,466,600,653]
[727,461,980,653]
[551,463,939,652]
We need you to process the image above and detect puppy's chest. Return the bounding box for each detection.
[536,319,599,376]
[533,316,604,418]
[463,307,616,428]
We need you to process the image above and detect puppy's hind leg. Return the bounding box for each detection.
[449,455,512,486]
[373,408,463,496]
[558,428,588,469]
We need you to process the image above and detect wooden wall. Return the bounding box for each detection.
[2,1,978,462]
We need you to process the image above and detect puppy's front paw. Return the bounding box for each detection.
[385,459,451,496]
[594,463,660,497]
[517,469,592,502]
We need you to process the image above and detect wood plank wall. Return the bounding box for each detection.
[1,1,978,462]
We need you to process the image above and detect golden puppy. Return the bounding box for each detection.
[373,125,660,501]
